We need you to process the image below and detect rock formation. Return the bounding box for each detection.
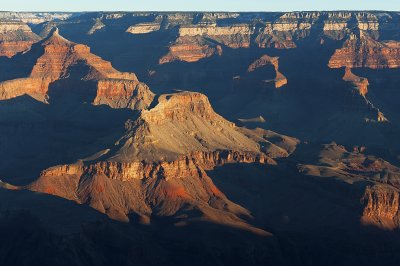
[329,34,400,69]
[0,28,153,110]
[126,23,161,34]
[28,89,298,227]
[248,55,288,88]
[299,142,400,229]
[362,185,400,230]
[342,67,388,122]
[0,22,40,57]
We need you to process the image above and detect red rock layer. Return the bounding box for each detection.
[159,38,222,64]
[342,67,369,96]
[29,151,268,232]
[0,28,150,110]
[0,41,35,57]
[248,55,288,88]
[93,79,154,110]
[329,35,400,69]
[341,67,388,122]
[361,185,400,230]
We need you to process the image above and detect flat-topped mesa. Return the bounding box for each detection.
[159,40,222,64]
[329,35,400,69]
[28,89,297,224]
[0,22,41,57]
[248,55,288,88]
[178,24,254,48]
[126,22,161,34]
[105,91,291,163]
[141,92,224,124]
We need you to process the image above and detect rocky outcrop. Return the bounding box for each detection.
[93,79,154,110]
[0,41,35,57]
[88,18,105,35]
[0,12,72,24]
[342,67,369,96]
[178,24,254,48]
[126,23,161,34]
[248,55,288,88]
[28,90,296,227]
[342,67,388,122]
[0,28,148,109]
[159,40,222,64]
[0,22,40,57]
[329,34,400,69]
[30,149,269,230]
[361,185,400,230]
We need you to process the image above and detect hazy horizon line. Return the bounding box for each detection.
[1,9,399,13]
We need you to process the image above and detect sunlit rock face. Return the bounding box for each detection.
[2,11,400,266]
[0,22,40,57]
[329,34,400,69]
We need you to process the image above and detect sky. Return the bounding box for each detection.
[2,0,399,12]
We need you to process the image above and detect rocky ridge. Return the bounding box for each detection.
[0,28,153,110]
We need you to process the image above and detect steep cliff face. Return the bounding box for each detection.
[329,34,400,69]
[30,151,268,226]
[342,67,369,96]
[93,79,154,110]
[248,55,288,88]
[362,185,400,230]
[342,67,388,122]
[0,22,40,57]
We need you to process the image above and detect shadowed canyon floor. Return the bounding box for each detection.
[1,11,400,265]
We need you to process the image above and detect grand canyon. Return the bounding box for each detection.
[1,10,400,265]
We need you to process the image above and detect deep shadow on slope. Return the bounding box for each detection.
[0,93,136,186]
[0,186,287,266]
[208,146,400,265]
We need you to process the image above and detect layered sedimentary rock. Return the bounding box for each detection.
[0,28,152,110]
[329,34,400,69]
[29,90,297,226]
[159,24,252,63]
[126,23,161,34]
[299,142,400,229]
[0,22,40,57]
[0,12,73,24]
[159,38,222,64]
[362,185,400,230]
[248,55,288,88]
[93,79,154,109]
[342,67,369,96]
[342,67,388,122]
[178,24,254,48]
